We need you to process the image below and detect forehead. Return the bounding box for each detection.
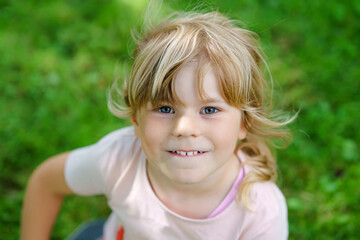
[173,61,224,103]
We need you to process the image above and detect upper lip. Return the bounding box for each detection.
[168,150,206,156]
[167,150,207,152]
[167,150,207,155]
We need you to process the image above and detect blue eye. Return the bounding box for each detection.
[158,106,175,114]
[201,107,218,114]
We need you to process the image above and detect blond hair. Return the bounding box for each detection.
[108,11,294,210]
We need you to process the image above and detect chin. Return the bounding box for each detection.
[169,171,206,185]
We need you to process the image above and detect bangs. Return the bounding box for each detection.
[204,29,263,109]
[149,55,216,108]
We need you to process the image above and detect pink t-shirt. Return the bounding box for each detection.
[65,126,288,240]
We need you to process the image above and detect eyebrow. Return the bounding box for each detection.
[201,97,226,104]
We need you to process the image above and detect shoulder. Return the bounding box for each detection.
[86,125,140,157]
[69,126,140,164]
[65,126,142,195]
[250,181,286,212]
[243,181,288,240]
[87,125,143,175]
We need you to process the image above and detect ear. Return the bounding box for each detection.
[238,125,247,140]
[238,111,248,140]
[131,114,141,138]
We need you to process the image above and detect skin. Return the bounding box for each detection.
[132,62,247,218]
[20,152,73,240]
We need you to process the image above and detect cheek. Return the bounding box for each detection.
[211,118,241,149]
[140,116,169,150]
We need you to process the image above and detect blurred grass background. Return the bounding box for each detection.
[1,0,359,239]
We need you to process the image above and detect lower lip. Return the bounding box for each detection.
[167,151,207,157]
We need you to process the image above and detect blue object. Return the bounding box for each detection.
[66,219,106,240]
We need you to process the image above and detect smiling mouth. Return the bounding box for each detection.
[168,151,206,156]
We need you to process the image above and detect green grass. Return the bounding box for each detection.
[1,0,359,239]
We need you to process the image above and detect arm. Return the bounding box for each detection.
[20,152,74,240]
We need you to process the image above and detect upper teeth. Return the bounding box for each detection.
[173,151,202,156]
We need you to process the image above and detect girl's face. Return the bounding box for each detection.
[132,62,246,186]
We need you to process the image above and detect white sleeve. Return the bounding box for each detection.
[64,127,136,196]
[65,144,106,196]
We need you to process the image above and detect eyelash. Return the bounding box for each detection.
[157,106,175,114]
[157,106,219,115]
[200,107,219,114]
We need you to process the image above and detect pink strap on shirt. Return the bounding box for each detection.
[207,166,245,218]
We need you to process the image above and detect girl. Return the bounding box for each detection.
[21,11,293,240]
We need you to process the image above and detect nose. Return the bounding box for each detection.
[172,113,201,138]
